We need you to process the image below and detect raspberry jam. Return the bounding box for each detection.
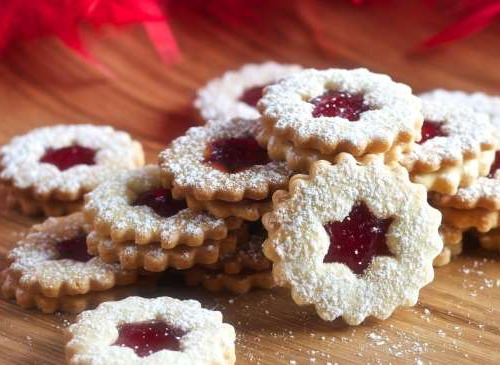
[56,233,92,262]
[239,84,269,107]
[323,203,393,275]
[133,188,187,218]
[310,90,369,121]
[113,320,185,357]
[204,137,270,173]
[488,151,500,178]
[40,145,96,171]
[418,120,447,144]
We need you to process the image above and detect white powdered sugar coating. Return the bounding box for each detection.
[66,296,236,365]
[420,89,500,131]
[0,124,144,200]
[6,213,136,298]
[263,155,443,325]
[159,118,292,202]
[258,68,422,155]
[402,99,498,171]
[195,62,302,122]
[84,166,232,248]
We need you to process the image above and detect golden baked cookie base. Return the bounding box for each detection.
[183,268,275,294]
[257,127,408,172]
[86,230,242,272]
[185,194,272,221]
[440,206,500,233]
[433,225,464,267]
[409,148,495,195]
[478,228,500,252]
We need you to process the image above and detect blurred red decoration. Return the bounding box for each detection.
[0,0,498,65]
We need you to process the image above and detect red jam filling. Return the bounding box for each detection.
[488,151,500,178]
[56,233,92,262]
[133,188,186,218]
[418,120,447,144]
[239,84,269,107]
[204,137,270,173]
[310,90,369,121]
[323,203,393,275]
[40,145,96,171]
[113,320,185,357]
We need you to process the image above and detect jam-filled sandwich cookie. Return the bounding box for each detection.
[0,213,139,312]
[86,229,242,273]
[401,99,498,195]
[478,229,500,252]
[159,117,291,204]
[65,296,236,365]
[433,225,464,267]
[84,166,242,248]
[258,68,422,162]
[420,89,500,130]
[262,154,442,325]
[195,62,302,122]
[0,124,144,216]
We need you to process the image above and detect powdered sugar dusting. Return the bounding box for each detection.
[195,62,302,122]
[66,296,236,364]
[159,118,292,201]
[0,124,144,200]
[259,68,422,154]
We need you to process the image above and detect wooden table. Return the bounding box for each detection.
[0,2,499,364]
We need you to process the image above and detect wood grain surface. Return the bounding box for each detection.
[0,1,499,364]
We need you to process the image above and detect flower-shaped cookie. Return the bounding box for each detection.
[84,166,241,248]
[0,124,144,201]
[258,68,422,156]
[159,118,292,201]
[2,213,138,298]
[195,62,302,122]
[263,154,442,325]
[65,296,236,365]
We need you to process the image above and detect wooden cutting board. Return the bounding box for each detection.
[0,2,499,364]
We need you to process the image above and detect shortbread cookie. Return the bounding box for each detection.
[2,213,138,298]
[478,228,500,252]
[258,68,422,156]
[202,222,271,274]
[262,154,442,325]
[420,89,500,130]
[430,152,500,210]
[159,118,292,202]
[0,271,156,314]
[433,225,464,267]
[0,124,144,216]
[402,99,497,194]
[439,207,500,233]
[257,127,405,172]
[195,62,302,122]
[86,230,240,272]
[65,296,236,364]
[84,166,241,248]
[185,194,272,221]
[183,267,275,294]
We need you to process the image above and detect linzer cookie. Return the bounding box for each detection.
[159,118,292,202]
[195,62,302,122]
[262,154,442,325]
[0,213,139,311]
[86,230,241,272]
[183,267,275,294]
[84,166,241,248]
[0,124,144,216]
[420,89,500,130]
[478,229,500,252]
[65,296,236,364]
[433,225,464,267]
[258,68,422,161]
[401,99,498,195]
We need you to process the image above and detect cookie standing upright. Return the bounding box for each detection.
[0,124,144,216]
[195,62,302,122]
[257,68,423,171]
[65,296,236,365]
[262,154,442,325]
